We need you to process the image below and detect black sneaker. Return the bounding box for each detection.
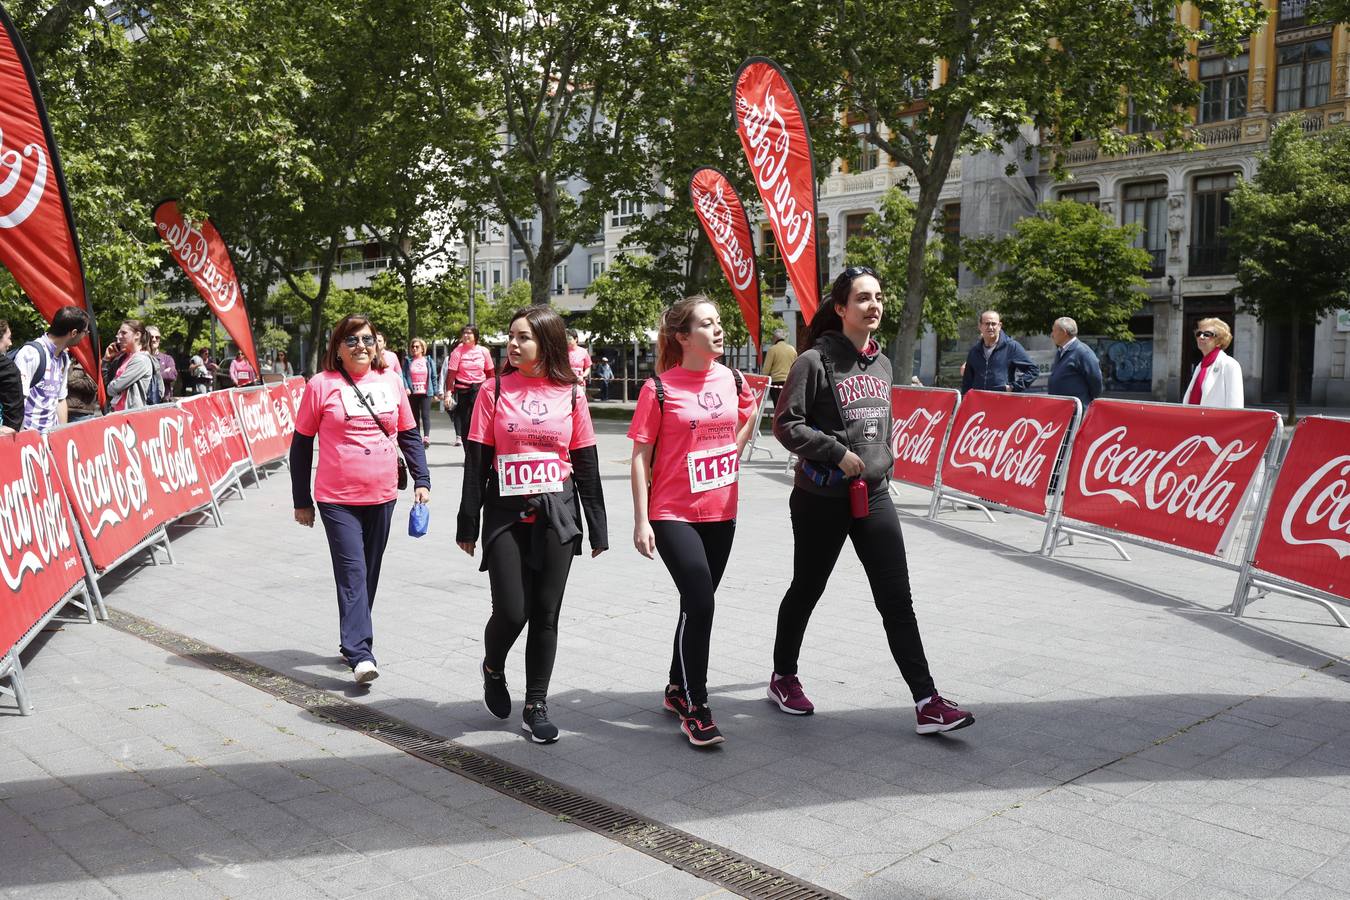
[521,701,560,744]
[663,684,693,719]
[482,660,510,719]
[681,704,725,747]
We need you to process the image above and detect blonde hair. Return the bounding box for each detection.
[1197,317,1232,350]
[409,337,427,355]
[657,295,719,373]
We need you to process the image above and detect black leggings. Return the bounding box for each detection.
[410,393,431,438]
[483,523,577,703]
[451,383,481,439]
[774,488,936,701]
[651,520,736,707]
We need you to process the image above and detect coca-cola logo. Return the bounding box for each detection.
[0,125,49,229]
[237,393,280,443]
[693,180,755,291]
[0,444,73,591]
[1076,426,1255,524]
[139,415,203,496]
[1279,454,1350,559]
[891,408,946,467]
[736,88,812,265]
[65,424,150,536]
[949,411,1061,486]
[157,215,240,312]
[271,393,295,435]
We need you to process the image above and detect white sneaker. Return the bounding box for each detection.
[353,660,379,684]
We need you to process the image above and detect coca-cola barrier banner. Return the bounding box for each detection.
[690,168,762,357]
[231,385,292,466]
[284,376,307,414]
[1251,416,1350,598]
[1061,400,1276,557]
[48,407,209,572]
[890,387,959,488]
[732,58,821,323]
[940,390,1077,516]
[0,6,101,402]
[742,373,770,417]
[152,200,260,378]
[0,431,86,657]
[179,392,251,492]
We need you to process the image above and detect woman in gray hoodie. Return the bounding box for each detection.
[767,266,974,736]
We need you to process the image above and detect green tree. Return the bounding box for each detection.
[962,200,1152,339]
[1227,119,1350,422]
[703,279,784,371]
[583,256,665,399]
[1308,1,1350,22]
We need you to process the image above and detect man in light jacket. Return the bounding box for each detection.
[1047,317,1104,409]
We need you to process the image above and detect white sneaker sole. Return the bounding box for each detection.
[353,666,379,684]
[480,662,510,720]
[521,722,559,744]
[766,685,814,715]
[916,715,974,735]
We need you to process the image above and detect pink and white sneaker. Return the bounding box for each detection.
[767,673,815,715]
[915,694,974,734]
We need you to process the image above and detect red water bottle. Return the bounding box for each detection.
[849,478,869,519]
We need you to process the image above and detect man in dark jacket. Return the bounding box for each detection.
[1047,317,1104,408]
[960,310,1038,394]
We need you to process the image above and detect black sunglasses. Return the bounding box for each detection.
[840,265,877,280]
[343,334,377,348]
[1195,330,1216,339]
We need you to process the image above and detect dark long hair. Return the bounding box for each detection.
[657,295,718,374]
[502,306,577,385]
[322,315,387,373]
[808,266,879,344]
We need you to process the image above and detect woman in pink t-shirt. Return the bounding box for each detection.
[289,315,430,685]
[628,295,756,747]
[401,338,440,447]
[444,325,495,447]
[457,306,608,744]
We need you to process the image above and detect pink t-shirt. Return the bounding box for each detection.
[448,344,493,387]
[627,364,755,522]
[469,373,595,488]
[408,357,430,393]
[568,347,591,378]
[381,350,402,374]
[295,368,415,505]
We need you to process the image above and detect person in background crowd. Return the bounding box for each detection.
[445,325,494,448]
[0,320,21,434]
[960,310,1038,394]
[628,295,757,748]
[770,266,974,736]
[457,305,608,744]
[145,326,178,401]
[14,305,90,432]
[190,348,214,394]
[273,350,294,377]
[65,360,100,423]
[289,315,430,685]
[762,328,797,407]
[230,351,257,386]
[566,331,591,383]
[377,332,402,375]
[1046,317,1104,409]
[596,357,614,401]
[1184,317,1243,409]
[104,319,159,412]
[402,338,439,447]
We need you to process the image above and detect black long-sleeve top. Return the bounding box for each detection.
[0,353,23,430]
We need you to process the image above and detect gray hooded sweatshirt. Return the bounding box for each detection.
[773,331,894,497]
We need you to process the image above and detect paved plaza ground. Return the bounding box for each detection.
[4,421,1350,899]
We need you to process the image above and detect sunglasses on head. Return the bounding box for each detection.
[1195,330,1216,339]
[343,334,377,348]
[840,265,877,280]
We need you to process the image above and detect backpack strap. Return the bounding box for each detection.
[572,383,578,410]
[732,367,743,396]
[653,374,665,411]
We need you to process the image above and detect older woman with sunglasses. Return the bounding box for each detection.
[289,315,430,685]
[1184,318,1243,409]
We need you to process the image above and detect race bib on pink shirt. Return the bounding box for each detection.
[687,443,739,493]
[496,452,567,496]
[468,372,596,487]
[408,357,429,393]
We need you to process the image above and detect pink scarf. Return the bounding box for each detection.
[1187,348,1221,405]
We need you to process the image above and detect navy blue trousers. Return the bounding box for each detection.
[318,500,396,667]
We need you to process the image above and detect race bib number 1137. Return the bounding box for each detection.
[687,444,739,493]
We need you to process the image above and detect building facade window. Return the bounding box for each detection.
[1276,39,1331,111]
[846,123,880,172]
[1123,181,1167,278]
[761,227,787,294]
[553,263,568,293]
[941,203,961,255]
[590,255,606,281]
[1126,99,1154,135]
[845,212,871,243]
[474,219,489,243]
[1057,186,1100,206]
[1198,54,1248,123]
[1190,173,1238,276]
[611,197,643,227]
[1279,0,1310,29]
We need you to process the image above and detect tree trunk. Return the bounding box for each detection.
[307,299,326,375]
[892,181,941,382]
[1287,310,1300,424]
[403,266,418,340]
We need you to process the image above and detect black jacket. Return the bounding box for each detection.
[0,352,23,430]
[1047,340,1104,409]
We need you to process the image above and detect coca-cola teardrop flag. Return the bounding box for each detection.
[152,199,259,377]
[732,57,821,323]
[690,167,762,358]
[0,4,101,401]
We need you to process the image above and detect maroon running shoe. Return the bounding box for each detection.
[915,694,974,735]
[766,673,815,715]
[681,705,725,747]
[663,684,693,719]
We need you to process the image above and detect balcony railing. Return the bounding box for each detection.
[1144,248,1165,278]
[299,256,394,275]
[1189,243,1236,276]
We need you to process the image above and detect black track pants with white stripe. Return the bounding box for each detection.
[651,519,736,708]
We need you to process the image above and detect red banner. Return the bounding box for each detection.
[940,390,1077,516]
[690,167,761,358]
[1061,400,1276,557]
[0,7,101,402]
[742,372,770,416]
[231,386,291,466]
[284,376,306,413]
[180,392,250,492]
[48,408,210,572]
[0,431,86,656]
[152,199,259,377]
[732,58,820,323]
[890,387,959,488]
[1252,416,1350,598]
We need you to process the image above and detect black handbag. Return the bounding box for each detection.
[338,367,408,490]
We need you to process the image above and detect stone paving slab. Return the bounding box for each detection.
[7,422,1350,898]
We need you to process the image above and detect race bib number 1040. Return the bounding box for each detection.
[687,444,739,493]
[497,452,566,497]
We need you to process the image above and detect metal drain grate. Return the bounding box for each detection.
[107,608,844,900]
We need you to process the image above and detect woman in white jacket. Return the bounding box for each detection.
[1183,317,1243,409]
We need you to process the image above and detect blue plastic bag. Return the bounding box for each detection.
[408,502,429,538]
